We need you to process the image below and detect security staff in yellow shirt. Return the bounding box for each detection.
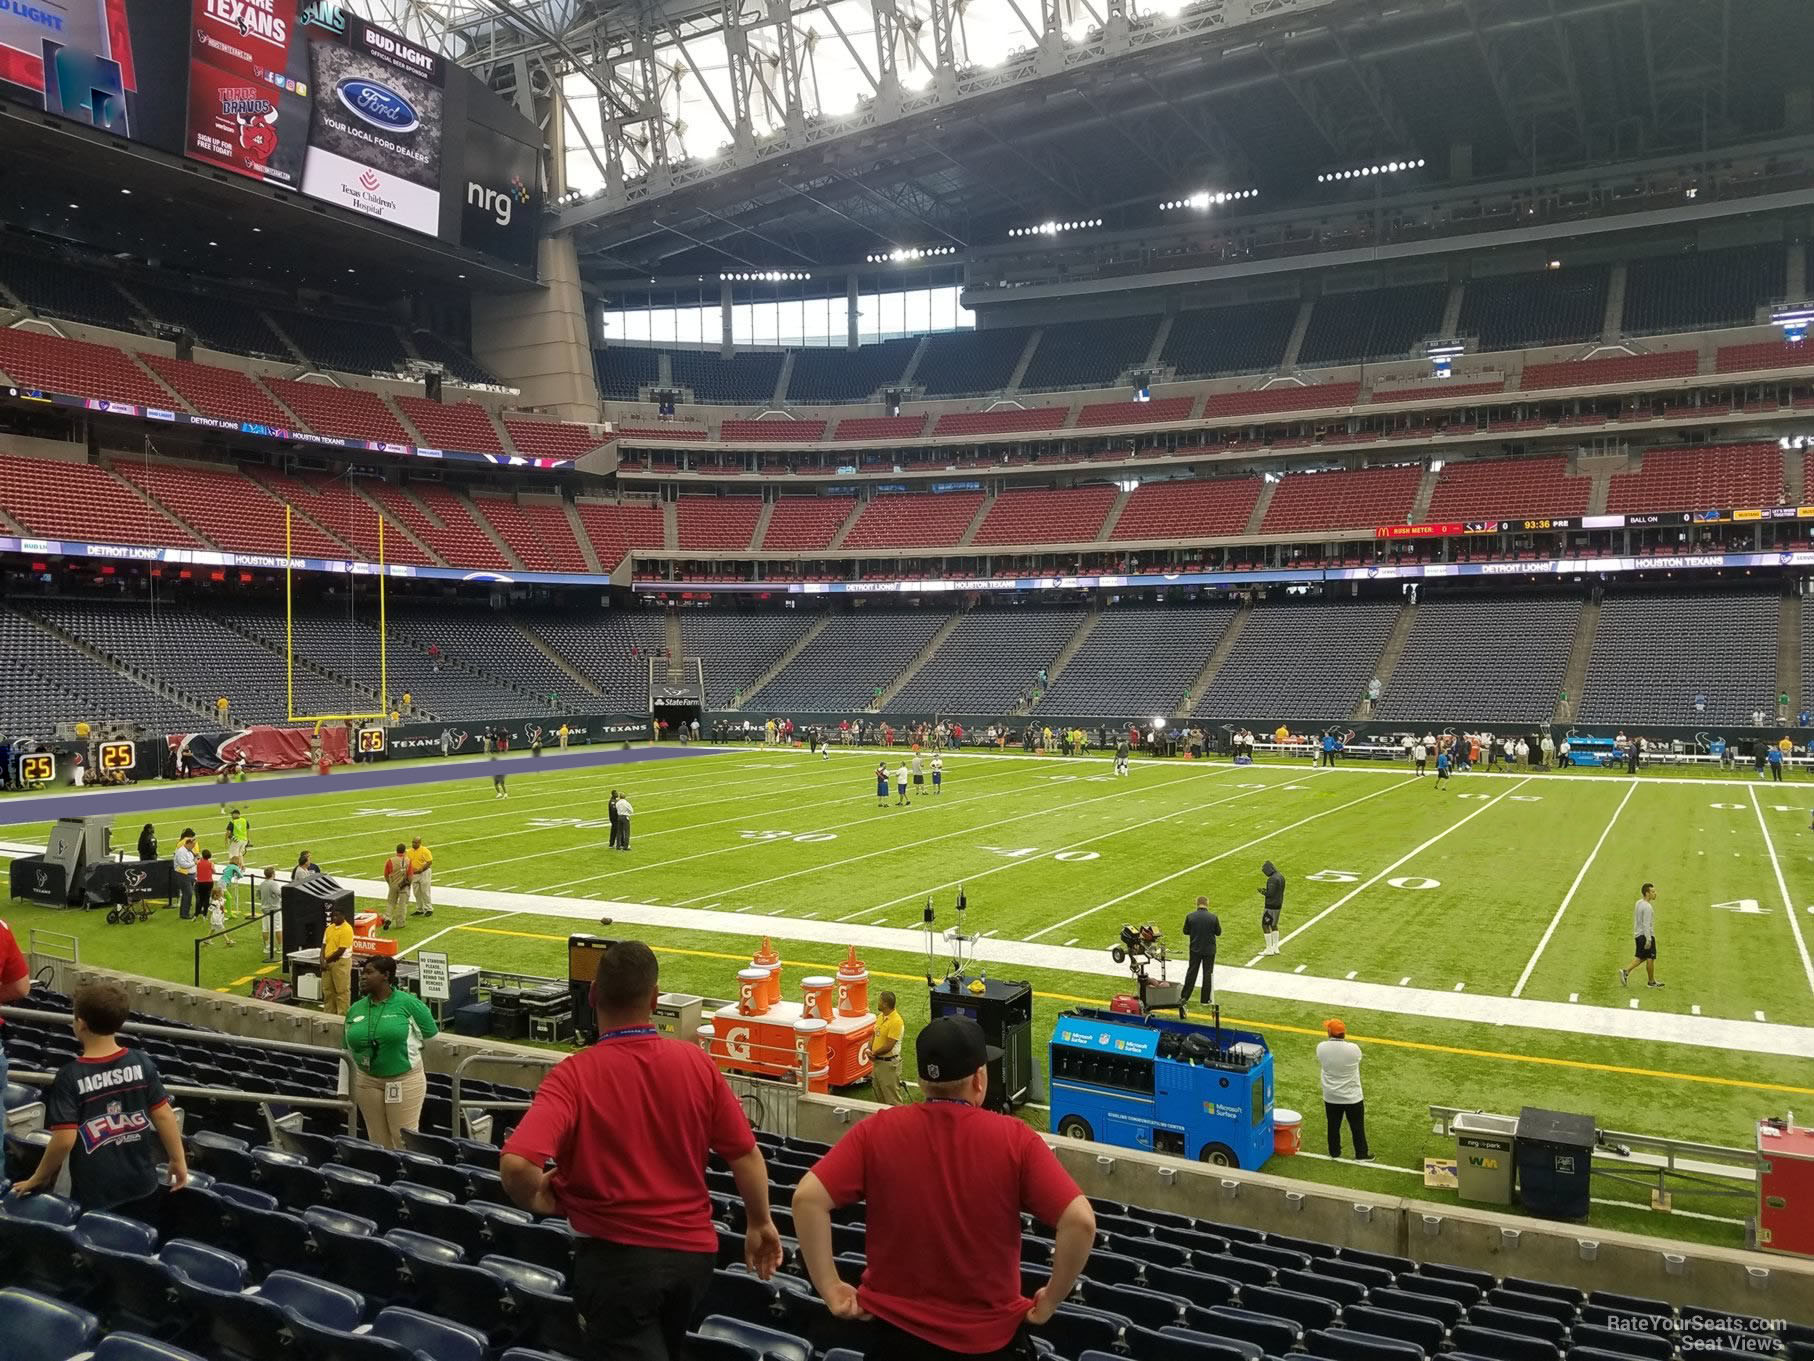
[870,991,907,1106]
[407,838,434,917]
[321,905,355,1014]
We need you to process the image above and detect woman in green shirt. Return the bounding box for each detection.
[343,955,439,1148]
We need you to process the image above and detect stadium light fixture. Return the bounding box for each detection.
[1158,190,1256,211]
[1007,219,1102,239]
[1317,157,1426,183]
[866,246,957,261]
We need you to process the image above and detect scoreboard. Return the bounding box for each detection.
[99,741,136,774]
[18,753,55,785]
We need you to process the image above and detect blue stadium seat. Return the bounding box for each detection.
[1468,1303,1569,1346]
[1343,1304,1445,1352]
[1189,1305,1300,1354]
[702,1268,786,1327]
[400,1195,488,1258]
[0,1288,99,1361]
[236,1202,318,1275]
[304,1206,380,1239]
[0,1198,81,1293]
[1267,1232,1339,1261]
[1198,1253,1274,1287]
[1450,1325,1564,1361]
[695,1314,811,1361]
[1307,1325,1429,1361]
[1319,1259,1396,1290]
[1416,1262,1495,1292]
[309,1221,410,1304]
[1367,1287,1463,1329]
[1083,1282,1189,1329]
[335,1136,405,1181]
[161,1239,248,1292]
[1241,1285,1338,1331]
[187,1268,365,1360]
[1396,1273,1480,1308]
[1078,1250,1149,1286]
[1155,1225,1233,1256]
[683,1337,761,1361]
[252,1147,328,1209]
[91,1335,209,1361]
[1503,1278,1583,1307]
[77,1211,158,1256]
[1486,1288,1576,1326]
[190,1132,257,1186]
[1142,1263,1240,1308]
[397,1150,470,1199]
[1276,1267,1365,1307]
[1034,1303,1130,1357]
[1231,1242,1311,1273]
[1567,1323,1672,1361]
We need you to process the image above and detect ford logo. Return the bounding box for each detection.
[335,78,419,132]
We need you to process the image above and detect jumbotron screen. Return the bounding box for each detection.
[0,0,540,268]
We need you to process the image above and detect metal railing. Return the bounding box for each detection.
[5,1068,358,1134]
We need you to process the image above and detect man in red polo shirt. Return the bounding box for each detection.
[792,1017,1096,1360]
[500,940,780,1361]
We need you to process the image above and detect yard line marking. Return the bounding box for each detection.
[699,903,722,911]
[1062,938,1078,947]
[1748,785,1814,997]
[1293,965,1307,974]
[256,964,278,976]
[800,912,819,920]
[1692,1005,1702,1015]
[735,905,755,913]
[1453,982,1467,992]
[1630,998,1640,1009]
[1398,976,1411,986]
[1756,1010,1768,1022]
[398,909,517,958]
[1513,778,1639,998]
[1026,774,1407,942]
[1345,971,1358,980]
[1249,776,1536,965]
[1568,992,1579,1003]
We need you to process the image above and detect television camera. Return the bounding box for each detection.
[1108,922,1184,1015]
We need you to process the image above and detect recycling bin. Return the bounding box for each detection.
[1453,1112,1518,1205]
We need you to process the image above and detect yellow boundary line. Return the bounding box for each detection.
[455,924,1814,1099]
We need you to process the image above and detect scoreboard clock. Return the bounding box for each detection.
[358,728,387,754]
[99,741,135,774]
[19,753,55,784]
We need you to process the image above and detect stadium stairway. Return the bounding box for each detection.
[826,499,865,550]
[1005,330,1041,392]
[354,484,444,565]
[1409,468,1439,524]
[1175,603,1252,718]
[561,502,605,573]
[874,607,969,710]
[1038,608,1104,702]
[1358,602,1415,719]
[730,616,830,709]
[1779,594,1802,718]
[103,463,215,548]
[750,499,776,551]
[257,480,354,558]
[1556,596,1601,722]
[662,501,678,552]
[386,395,427,447]
[514,620,606,701]
[957,493,995,547]
[1096,486,1134,540]
[1242,481,1276,536]
[454,488,526,570]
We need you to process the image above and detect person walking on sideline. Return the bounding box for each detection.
[407,838,434,917]
[791,1016,1095,1361]
[870,991,907,1106]
[608,789,624,850]
[616,792,633,850]
[1180,895,1221,1012]
[1257,860,1285,957]
[1621,882,1663,989]
[1316,1019,1372,1161]
[500,941,781,1361]
[382,844,410,930]
[225,808,251,860]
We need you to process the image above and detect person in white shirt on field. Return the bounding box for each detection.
[1316,1019,1372,1160]
[1621,882,1661,988]
[894,762,911,807]
[1411,737,1428,776]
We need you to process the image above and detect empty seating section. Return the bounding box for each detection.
[615,425,707,442]
[913,328,1032,397]
[1371,380,1505,402]
[1204,382,1360,420]
[1161,300,1298,378]
[1298,283,1447,366]
[397,398,506,454]
[676,497,761,552]
[842,491,985,549]
[575,499,665,569]
[932,406,1068,437]
[137,354,291,426]
[1019,314,1160,391]
[1261,465,1422,533]
[0,607,197,730]
[1112,478,1262,541]
[264,379,412,443]
[749,609,950,710]
[1622,243,1787,334]
[669,349,784,404]
[973,486,1117,546]
[680,613,819,706]
[1378,595,1581,722]
[1716,339,1814,374]
[595,346,661,399]
[1605,443,1782,513]
[410,330,497,384]
[1038,606,1234,716]
[1197,601,1400,720]
[0,328,174,408]
[1426,458,1591,520]
[527,611,666,706]
[386,606,592,707]
[786,339,916,402]
[1581,590,1776,724]
[1458,265,1609,350]
[0,255,138,330]
[503,417,604,460]
[470,495,589,572]
[721,419,826,442]
[761,496,855,550]
[255,470,436,566]
[1519,350,1699,390]
[357,482,506,568]
[1077,396,1194,427]
[890,607,1084,712]
[410,486,514,569]
[831,414,926,441]
[128,281,292,359]
[113,462,348,559]
[269,308,408,374]
[0,454,199,546]
[33,599,377,721]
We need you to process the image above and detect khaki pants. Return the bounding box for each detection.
[321,958,353,1015]
[871,1056,906,1106]
[412,868,433,912]
[386,879,410,921]
[352,1065,428,1149]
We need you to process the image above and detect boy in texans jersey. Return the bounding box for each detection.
[12,981,188,1213]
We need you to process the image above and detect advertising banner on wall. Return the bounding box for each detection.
[184,0,312,186]
[0,0,188,151]
[458,119,540,269]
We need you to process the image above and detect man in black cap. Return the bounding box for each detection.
[1258,859,1285,957]
[1180,894,1221,1012]
[792,1016,1096,1360]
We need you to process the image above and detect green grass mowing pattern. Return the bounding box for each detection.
[4,747,1812,1248]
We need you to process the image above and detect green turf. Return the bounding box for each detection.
[4,745,1810,1249]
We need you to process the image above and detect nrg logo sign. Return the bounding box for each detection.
[466,175,530,227]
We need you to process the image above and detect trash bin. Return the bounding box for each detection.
[1453,1112,1517,1205]
[1516,1106,1597,1220]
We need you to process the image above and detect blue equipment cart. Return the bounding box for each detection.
[1049,1008,1274,1168]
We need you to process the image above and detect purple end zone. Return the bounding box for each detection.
[0,745,734,825]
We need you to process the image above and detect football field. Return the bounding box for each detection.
[4,744,1813,1248]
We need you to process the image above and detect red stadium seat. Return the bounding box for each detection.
[502,417,606,460]
[138,354,292,427]
[397,397,507,454]
[470,493,590,571]
[0,453,200,546]
[1203,382,1360,419]
[1518,351,1699,391]
[265,379,412,444]
[1426,457,1592,520]
[831,415,926,441]
[1075,396,1195,428]
[677,496,763,551]
[1111,478,1263,541]
[930,407,1068,437]
[1606,443,1783,513]
[574,499,665,569]
[972,487,1117,546]
[114,461,349,558]
[720,420,827,442]
[0,330,174,409]
[842,491,986,548]
[1260,465,1422,533]
[761,496,855,550]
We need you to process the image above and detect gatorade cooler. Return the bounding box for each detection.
[801,976,836,1020]
[696,1023,719,1059]
[1273,1109,1302,1157]
[737,968,770,1016]
[752,938,782,1008]
[836,945,869,1016]
[794,1018,831,1094]
[352,912,383,938]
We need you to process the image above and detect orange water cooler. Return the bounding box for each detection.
[709,942,875,1088]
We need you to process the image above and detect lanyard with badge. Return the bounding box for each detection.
[597,1025,658,1043]
[362,998,405,1104]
